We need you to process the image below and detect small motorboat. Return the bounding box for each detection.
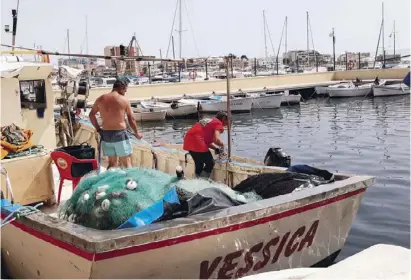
[373,83,410,97]
[131,102,167,121]
[328,78,387,98]
[315,82,351,96]
[179,94,253,113]
[140,100,198,118]
[234,90,283,109]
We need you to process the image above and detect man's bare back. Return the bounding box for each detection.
[88,79,142,168]
[97,92,129,130]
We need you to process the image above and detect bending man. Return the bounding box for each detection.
[183,111,228,179]
[89,79,142,168]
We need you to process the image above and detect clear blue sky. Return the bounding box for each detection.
[1,0,410,60]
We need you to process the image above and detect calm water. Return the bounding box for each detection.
[137,95,410,260]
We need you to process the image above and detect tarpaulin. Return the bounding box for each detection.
[117,187,180,229]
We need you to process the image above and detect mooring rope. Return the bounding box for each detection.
[0,203,43,228]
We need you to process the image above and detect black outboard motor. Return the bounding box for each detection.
[264,148,291,168]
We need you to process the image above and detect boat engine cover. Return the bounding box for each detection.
[264,147,291,167]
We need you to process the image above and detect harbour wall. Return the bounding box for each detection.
[57,68,408,102]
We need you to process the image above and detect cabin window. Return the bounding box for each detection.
[19,80,47,109]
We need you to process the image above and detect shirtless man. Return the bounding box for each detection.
[89,79,142,168]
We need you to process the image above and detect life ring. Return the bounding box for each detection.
[189,71,198,81]
[348,60,355,70]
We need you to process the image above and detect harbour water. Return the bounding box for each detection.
[137,95,410,260]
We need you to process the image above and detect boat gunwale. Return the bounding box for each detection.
[0,171,374,257]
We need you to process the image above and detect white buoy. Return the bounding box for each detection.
[83,193,90,201]
[96,192,106,200]
[126,179,138,190]
[101,199,110,211]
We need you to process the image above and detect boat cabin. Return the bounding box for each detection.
[1,56,56,205]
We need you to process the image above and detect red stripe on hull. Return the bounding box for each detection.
[1,188,365,261]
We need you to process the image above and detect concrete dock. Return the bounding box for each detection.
[242,244,410,279]
[63,68,409,103]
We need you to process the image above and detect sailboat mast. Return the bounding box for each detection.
[393,20,396,58]
[306,11,309,68]
[179,0,182,58]
[67,29,71,59]
[382,2,385,67]
[285,16,288,54]
[86,16,89,54]
[263,10,268,61]
[382,2,385,53]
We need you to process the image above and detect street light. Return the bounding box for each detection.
[4,9,18,52]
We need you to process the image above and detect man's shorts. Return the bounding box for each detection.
[100,129,133,157]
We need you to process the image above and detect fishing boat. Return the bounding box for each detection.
[373,83,410,97]
[131,102,167,121]
[1,53,375,279]
[140,100,198,118]
[179,95,253,113]
[233,90,283,109]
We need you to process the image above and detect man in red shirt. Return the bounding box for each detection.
[183,111,228,179]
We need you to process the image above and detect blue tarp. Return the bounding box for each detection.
[117,187,180,229]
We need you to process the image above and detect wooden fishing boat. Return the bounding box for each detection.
[1,122,375,278]
[1,54,375,279]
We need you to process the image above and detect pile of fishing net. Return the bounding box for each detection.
[58,167,262,230]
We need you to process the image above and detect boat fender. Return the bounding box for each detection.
[176,165,184,179]
[264,147,291,167]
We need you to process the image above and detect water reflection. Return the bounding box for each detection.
[137,96,410,259]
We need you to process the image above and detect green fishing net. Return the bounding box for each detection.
[59,167,261,230]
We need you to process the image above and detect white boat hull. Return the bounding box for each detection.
[249,93,283,109]
[166,104,198,118]
[140,101,198,118]
[181,97,253,113]
[328,87,372,98]
[281,94,301,104]
[373,85,410,97]
[133,110,167,121]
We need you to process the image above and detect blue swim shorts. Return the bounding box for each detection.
[100,129,133,157]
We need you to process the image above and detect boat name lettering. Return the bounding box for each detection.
[199,219,319,279]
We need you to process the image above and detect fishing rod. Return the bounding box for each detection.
[1,44,184,62]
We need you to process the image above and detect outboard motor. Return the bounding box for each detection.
[264,148,291,168]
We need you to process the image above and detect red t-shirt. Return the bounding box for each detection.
[183,118,224,152]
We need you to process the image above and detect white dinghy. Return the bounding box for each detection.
[140,100,198,118]
[179,95,253,113]
[234,90,283,109]
[131,102,167,121]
